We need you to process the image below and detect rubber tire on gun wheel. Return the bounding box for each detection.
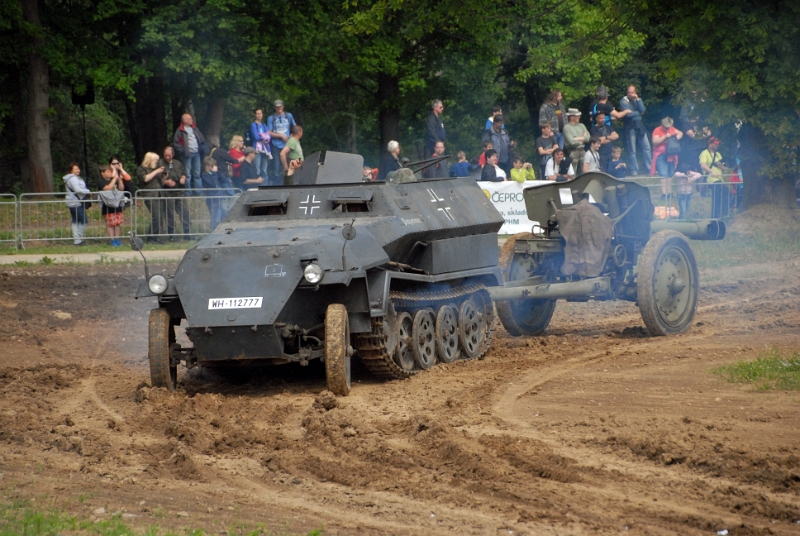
[637,230,698,336]
[495,233,556,336]
[325,304,351,396]
[148,308,177,390]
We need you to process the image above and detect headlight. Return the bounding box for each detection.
[148,274,168,294]
[303,263,323,284]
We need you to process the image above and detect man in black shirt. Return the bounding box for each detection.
[425,99,446,156]
[236,147,266,190]
[590,112,619,172]
[589,87,630,126]
[158,146,192,240]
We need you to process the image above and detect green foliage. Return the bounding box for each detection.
[513,0,646,101]
[657,0,800,179]
[713,349,800,391]
[3,0,798,197]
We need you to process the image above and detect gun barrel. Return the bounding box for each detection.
[651,219,726,241]
[489,277,612,302]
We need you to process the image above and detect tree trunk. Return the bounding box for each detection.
[21,0,53,193]
[524,77,546,136]
[204,97,225,148]
[378,73,400,158]
[739,123,796,209]
[170,95,184,135]
[14,68,30,188]
[124,98,141,165]
[132,72,168,159]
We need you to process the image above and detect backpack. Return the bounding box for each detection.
[244,126,254,147]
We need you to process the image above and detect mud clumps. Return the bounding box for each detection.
[145,439,204,481]
[312,390,339,411]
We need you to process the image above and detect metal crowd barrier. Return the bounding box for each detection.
[132,188,242,241]
[17,191,133,248]
[621,174,743,221]
[0,194,17,249]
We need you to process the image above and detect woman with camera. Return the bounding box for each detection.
[135,152,166,243]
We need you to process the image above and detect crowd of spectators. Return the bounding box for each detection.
[62,88,739,246]
[376,87,739,218]
[61,99,306,245]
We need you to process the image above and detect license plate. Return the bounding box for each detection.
[208,297,263,310]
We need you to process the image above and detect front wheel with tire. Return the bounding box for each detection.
[148,308,177,390]
[325,304,351,395]
[637,230,698,336]
[495,233,556,336]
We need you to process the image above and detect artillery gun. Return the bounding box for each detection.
[134,152,504,396]
[488,172,725,336]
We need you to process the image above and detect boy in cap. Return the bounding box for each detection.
[236,147,266,190]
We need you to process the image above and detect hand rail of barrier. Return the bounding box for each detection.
[17,191,134,248]
[0,194,18,250]
[625,175,743,221]
[132,188,242,240]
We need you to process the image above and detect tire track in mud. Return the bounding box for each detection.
[487,280,800,533]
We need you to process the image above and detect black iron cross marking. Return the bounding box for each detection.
[299,194,321,215]
[427,188,454,221]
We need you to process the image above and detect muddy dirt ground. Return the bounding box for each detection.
[1,256,799,535]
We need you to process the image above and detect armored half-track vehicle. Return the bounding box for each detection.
[488,172,725,337]
[135,151,504,395]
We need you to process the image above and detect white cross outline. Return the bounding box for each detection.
[427,188,455,221]
[299,194,321,215]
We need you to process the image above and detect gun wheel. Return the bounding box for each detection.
[325,304,351,395]
[148,308,177,390]
[412,309,437,370]
[637,230,698,336]
[496,233,556,336]
[459,298,486,359]
[435,305,460,363]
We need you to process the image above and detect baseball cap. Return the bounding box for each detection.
[273,99,284,107]
[708,136,721,145]
[243,147,256,155]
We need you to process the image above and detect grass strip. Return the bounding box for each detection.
[713,348,800,391]
[0,499,324,536]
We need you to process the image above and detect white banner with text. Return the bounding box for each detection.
[477,181,549,235]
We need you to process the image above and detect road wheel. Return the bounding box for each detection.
[325,304,351,396]
[394,312,415,372]
[459,298,486,359]
[149,308,177,390]
[495,233,556,336]
[637,230,698,336]
[382,304,399,358]
[435,305,460,363]
[412,309,437,370]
